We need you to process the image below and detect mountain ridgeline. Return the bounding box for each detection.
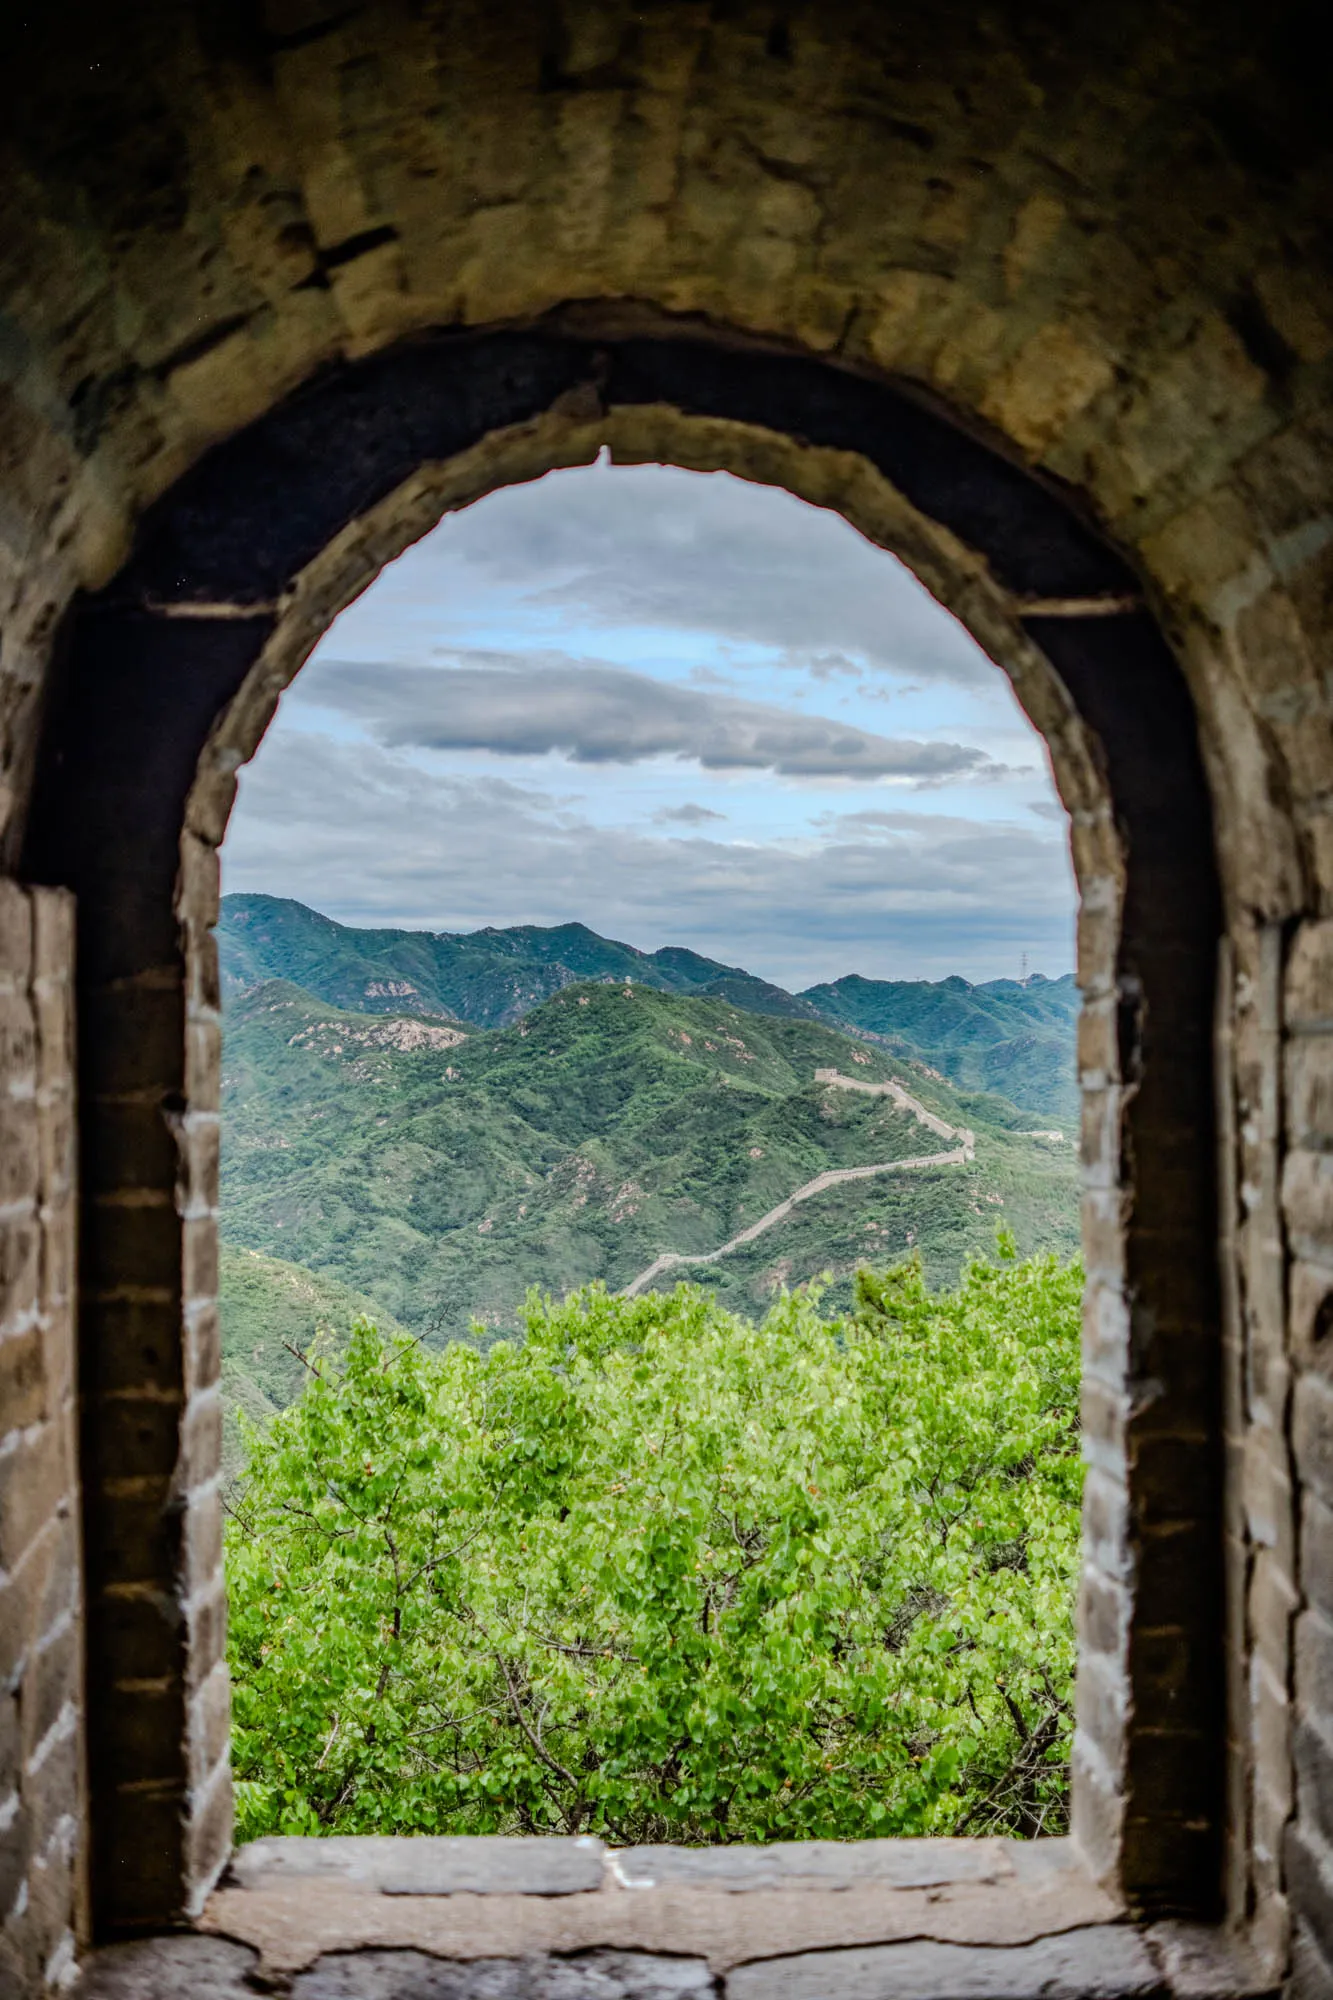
[220,895,1079,1125]
[217,898,1080,1362]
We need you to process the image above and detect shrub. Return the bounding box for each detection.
[227,1242,1082,1844]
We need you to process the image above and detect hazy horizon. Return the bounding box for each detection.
[223,888,1074,994]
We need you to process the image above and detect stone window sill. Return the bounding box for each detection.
[81,1836,1274,1997]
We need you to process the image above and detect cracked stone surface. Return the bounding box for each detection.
[293,1949,715,1999]
[78,1937,263,1998]
[725,1926,1164,2000]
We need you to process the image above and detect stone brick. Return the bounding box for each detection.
[88,1485,180,1592]
[297,1951,715,2000]
[1286,1822,1333,1970]
[1282,1149,1333,1257]
[1287,1038,1333,1151]
[97,1588,184,1686]
[1249,1545,1300,1656]
[184,1300,222,1400]
[0,1510,78,1687]
[20,1707,81,1856]
[179,1116,220,1218]
[184,1758,234,1909]
[185,1017,222,1114]
[1292,1260,1333,1377]
[178,834,221,935]
[0,1214,40,1336]
[83,1197,183,1298]
[1284,922,1333,1028]
[1305,1491,1333,1619]
[181,1214,219,1311]
[90,1783,189,1930]
[187,1662,231,1784]
[180,1389,222,1492]
[0,990,37,1082]
[0,1325,46,1431]
[0,883,33,986]
[726,1928,1158,2000]
[1298,1606,1333,1724]
[1291,1918,1333,2000]
[0,1422,70,1573]
[0,1684,19,1801]
[20,1613,81,1768]
[98,1682,187,1792]
[181,1488,223,1597]
[234,1834,610,1897]
[80,979,186,1104]
[88,1296,179,1400]
[1079,1552,1130,1657]
[1295,1373,1333,1510]
[80,1098,180,1198]
[0,1785,29,1921]
[1296,1711,1333,1854]
[78,1936,261,2000]
[185,1583,228,1696]
[97,1391,184,1483]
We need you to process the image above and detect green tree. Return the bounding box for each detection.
[227,1243,1082,1844]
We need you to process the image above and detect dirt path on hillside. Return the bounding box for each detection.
[621,1070,975,1299]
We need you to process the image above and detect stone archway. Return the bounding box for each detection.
[1,4,1331,1989]
[22,318,1223,1935]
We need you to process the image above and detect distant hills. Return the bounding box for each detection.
[219,970,1079,1348]
[219,896,1078,1125]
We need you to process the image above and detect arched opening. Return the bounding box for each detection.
[20,320,1224,1937]
[214,457,1086,1850]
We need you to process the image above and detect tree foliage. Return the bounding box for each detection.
[227,1240,1082,1845]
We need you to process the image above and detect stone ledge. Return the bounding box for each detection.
[76,1840,1276,1996]
[77,1928,1278,2000]
[230,1836,607,1897]
[726,1926,1160,1999]
[200,1836,1116,1975]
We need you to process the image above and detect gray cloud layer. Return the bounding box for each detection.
[310,656,1003,783]
[429,464,993,685]
[224,733,1072,988]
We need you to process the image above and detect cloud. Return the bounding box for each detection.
[223,730,1075,988]
[417,463,996,686]
[309,655,1001,784]
[655,803,726,826]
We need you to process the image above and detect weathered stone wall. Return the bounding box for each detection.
[0,1,1330,1991]
[0,884,83,1993]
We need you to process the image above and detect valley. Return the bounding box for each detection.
[219,900,1080,1365]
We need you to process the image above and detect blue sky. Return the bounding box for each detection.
[222,460,1076,990]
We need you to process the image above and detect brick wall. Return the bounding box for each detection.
[0,2,1331,1990]
[0,883,84,1994]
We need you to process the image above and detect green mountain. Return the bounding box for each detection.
[218,893,819,1031]
[220,975,1078,1348]
[804,972,1081,1128]
[218,896,1075,1121]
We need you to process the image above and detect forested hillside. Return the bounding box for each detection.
[806,971,1080,1128]
[221,973,1078,1345]
[219,896,1076,1123]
